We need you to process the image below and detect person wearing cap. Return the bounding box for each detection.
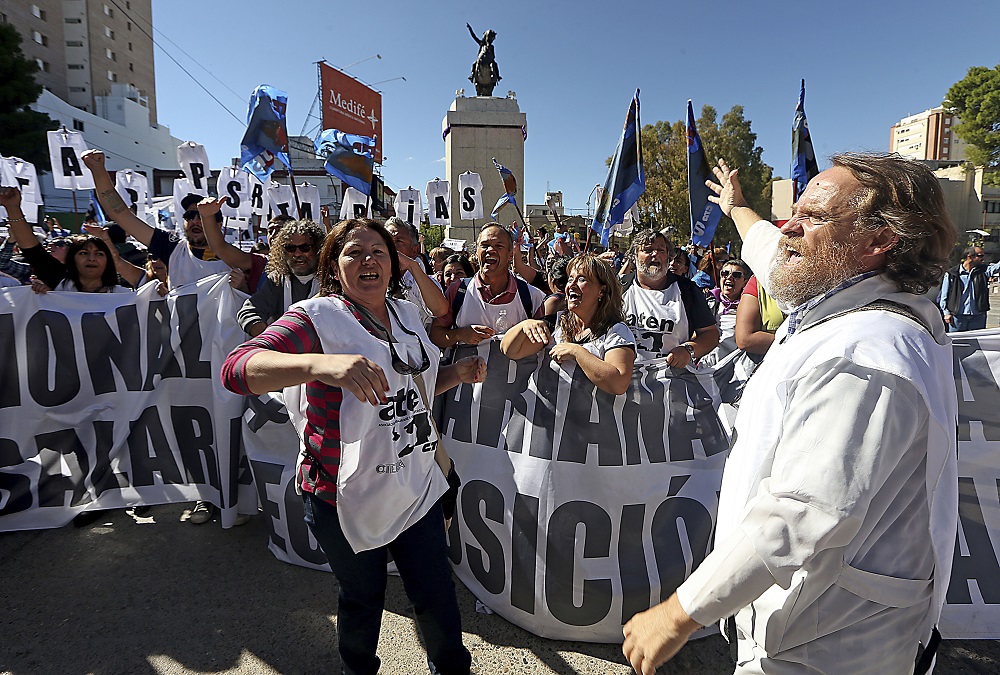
[82,150,229,288]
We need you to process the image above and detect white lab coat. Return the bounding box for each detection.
[675,221,958,674]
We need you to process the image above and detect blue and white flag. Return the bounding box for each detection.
[792,79,819,202]
[490,158,518,219]
[314,129,375,195]
[240,85,291,182]
[592,89,644,247]
[687,100,722,248]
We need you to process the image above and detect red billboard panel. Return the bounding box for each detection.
[320,62,383,163]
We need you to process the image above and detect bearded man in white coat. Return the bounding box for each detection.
[623,153,958,675]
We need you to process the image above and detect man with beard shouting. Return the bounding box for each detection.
[621,228,719,366]
[622,155,959,675]
[83,150,230,288]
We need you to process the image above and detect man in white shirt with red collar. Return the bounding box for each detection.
[431,223,545,349]
[623,154,959,675]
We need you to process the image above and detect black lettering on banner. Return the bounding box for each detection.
[250,459,288,553]
[665,374,728,460]
[190,163,206,190]
[436,347,476,443]
[353,204,366,218]
[225,181,243,209]
[510,492,540,613]
[299,202,313,220]
[26,310,81,407]
[127,406,183,486]
[462,187,476,212]
[545,501,613,626]
[91,419,129,496]
[650,497,713,601]
[35,428,91,507]
[82,305,142,394]
[176,294,212,379]
[953,339,1000,441]
[0,314,20,409]
[143,300,183,390]
[171,406,220,489]
[250,182,264,210]
[0,438,32,516]
[125,187,139,214]
[462,479,506,594]
[620,367,667,464]
[476,342,534,449]
[406,202,415,225]
[244,394,289,431]
[284,464,328,564]
[947,477,1000,604]
[556,365,622,466]
[223,416,243,509]
[60,146,83,177]
[435,196,449,220]
[528,352,562,460]
[275,201,291,218]
[618,503,651,622]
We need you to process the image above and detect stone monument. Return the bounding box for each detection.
[443,93,525,246]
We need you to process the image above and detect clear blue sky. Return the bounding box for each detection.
[150,0,998,218]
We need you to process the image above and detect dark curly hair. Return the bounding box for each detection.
[832,152,956,294]
[265,219,326,282]
[316,219,403,299]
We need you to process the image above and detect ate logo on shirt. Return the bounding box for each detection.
[379,386,435,459]
[625,311,676,356]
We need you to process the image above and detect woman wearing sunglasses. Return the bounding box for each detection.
[700,259,750,367]
[222,218,484,675]
[237,219,326,337]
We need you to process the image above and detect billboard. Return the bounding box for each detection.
[319,62,383,163]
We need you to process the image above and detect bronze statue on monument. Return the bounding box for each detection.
[467,23,501,97]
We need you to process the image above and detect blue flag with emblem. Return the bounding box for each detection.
[792,79,819,202]
[314,129,376,195]
[687,100,722,248]
[592,89,644,247]
[490,158,518,218]
[240,85,291,182]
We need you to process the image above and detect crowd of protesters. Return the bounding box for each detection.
[2,145,1000,674]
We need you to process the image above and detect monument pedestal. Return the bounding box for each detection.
[443,96,526,247]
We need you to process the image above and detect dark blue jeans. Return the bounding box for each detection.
[949,313,987,332]
[303,493,471,675]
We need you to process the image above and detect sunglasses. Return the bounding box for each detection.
[283,243,314,254]
[49,241,69,249]
[719,270,744,279]
[351,299,430,376]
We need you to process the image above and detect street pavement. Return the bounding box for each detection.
[2,503,999,674]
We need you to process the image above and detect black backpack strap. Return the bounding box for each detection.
[515,277,534,318]
[450,277,472,329]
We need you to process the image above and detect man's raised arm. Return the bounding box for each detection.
[197,197,256,272]
[706,159,767,240]
[81,150,155,247]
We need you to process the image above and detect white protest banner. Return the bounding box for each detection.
[458,172,484,220]
[340,187,372,220]
[296,183,321,222]
[115,169,149,221]
[216,167,251,218]
[0,274,257,531]
[266,182,296,220]
[177,141,211,192]
[46,129,95,190]
[3,158,41,223]
[248,173,266,217]
[240,334,1000,643]
[426,179,450,227]
[442,237,467,252]
[393,187,422,228]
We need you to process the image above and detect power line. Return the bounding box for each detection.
[105,0,245,127]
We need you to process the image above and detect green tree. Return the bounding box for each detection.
[0,23,58,170]
[619,104,773,254]
[945,64,1000,185]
